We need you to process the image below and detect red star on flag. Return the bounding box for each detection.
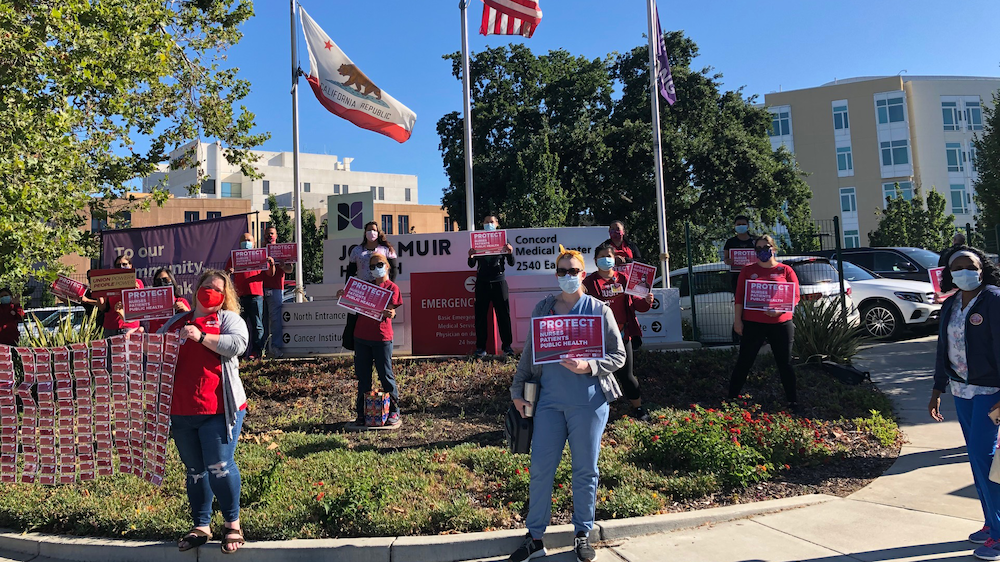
[323,40,333,50]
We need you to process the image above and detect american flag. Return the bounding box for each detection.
[480,0,542,38]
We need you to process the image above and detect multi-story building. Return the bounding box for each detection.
[764,76,999,248]
[142,139,454,237]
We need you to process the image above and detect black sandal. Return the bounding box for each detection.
[178,528,211,551]
[221,526,245,554]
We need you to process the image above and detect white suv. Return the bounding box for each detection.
[832,260,940,339]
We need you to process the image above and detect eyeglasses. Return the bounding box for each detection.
[369,263,386,270]
[556,268,583,277]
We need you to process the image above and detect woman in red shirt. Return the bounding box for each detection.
[583,242,654,420]
[147,268,191,334]
[0,288,24,346]
[99,255,144,337]
[729,235,801,410]
[159,270,249,554]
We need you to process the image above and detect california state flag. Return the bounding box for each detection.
[300,7,417,143]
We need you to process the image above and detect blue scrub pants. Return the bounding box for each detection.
[954,392,1000,540]
[526,400,609,539]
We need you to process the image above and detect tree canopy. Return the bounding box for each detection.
[868,185,954,249]
[436,35,815,266]
[0,0,269,290]
[973,88,1000,231]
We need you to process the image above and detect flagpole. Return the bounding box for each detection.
[460,0,475,231]
[646,0,670,288]
[290,0,305,302]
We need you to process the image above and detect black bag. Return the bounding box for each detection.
[821,361,871,385]
[342,313,358,351]
[504,404,533,454]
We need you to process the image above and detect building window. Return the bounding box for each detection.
[398,215,409,234]
[844,229,860,249]
[833,104,849,131]
[967,100,983,131]
[836,145,854,175]
[342,184,349,194]
[970,146,978,174]
[951,184,969,214]
[371,186,377,198]
[184,211,200,222]
[882,181,914,204]
[405,188,411,202]
[378,186,385,200]
[304,182,311,193]
[261,221,271,234]
[942,101,960,131]
[334,184,340,195]
[381,214,393,235]
[91,218,107,232]
[946,143,965,173]
[207,211,222,219]
[221,182,241,198]
[201,179,216,195]
[876,96,905,124]
[880,139,909,166]
[444,217,454,232]
[115,211,132,229]
[840,187,857,213]
[769,110,791,136]
[262,180,270,195]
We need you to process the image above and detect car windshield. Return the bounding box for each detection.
[790,260,840,285]
[832,260,876,282]
[898,248,941,270]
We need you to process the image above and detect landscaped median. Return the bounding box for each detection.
[0,350,900,541]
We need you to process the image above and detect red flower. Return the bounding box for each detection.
[486,494,492,499]
[652,435,660,442]
[558,483,564,488]
[783,464,790,470]
[515,469,521,475]
[684,417,691,423]
[315,492,325,502]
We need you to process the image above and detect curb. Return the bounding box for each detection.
[0,494,835,562]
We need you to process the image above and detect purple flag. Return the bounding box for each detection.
[652,2,677,106]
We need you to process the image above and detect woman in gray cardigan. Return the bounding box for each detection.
[159,270,249,554]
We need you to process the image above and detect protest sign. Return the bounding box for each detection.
[729,248,757,272]
[470,230,508,256]
[337,278,393,321]
[51,276,87,302]
[622,262,657,298]
[89,269,136,298]
[929,267,945,294]
[744,280,797,312]
[267,243,298,263]
[531,315,605,365]
[230,248,269,273]
[122,287,175,322]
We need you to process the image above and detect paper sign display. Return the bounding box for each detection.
[929,267,945,294]
[230,248,269,273]
[744,280,797,313]
[729,248,758,272]
[623,262,657,298]
[89,269,136,298]
[531,315,605,365]
[51,276,88,302]
[122,287,175,322]
[469,230,508,256]
[337,277,393,321]
[267,243,298,263]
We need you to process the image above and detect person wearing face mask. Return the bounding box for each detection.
[99,255,145,337]
[344,222,397,351]
[507,246,626,562]
[728,235,801,410]
[0,287,25,346]
[262,227,293,359]
[724,215,755,283]
[603,220,643,267]
[928,247,1000,560]
[583,242,654,421]
[225,233,266,360]
[338,254,403,427]
[147,268,191,334]
[158,270,249,555]
[468,214,515,357]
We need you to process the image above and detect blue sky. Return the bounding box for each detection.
[224,0,1000,206]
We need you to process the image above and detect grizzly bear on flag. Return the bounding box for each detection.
[338,64,382,101]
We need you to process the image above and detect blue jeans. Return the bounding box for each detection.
[527,400,609,538]
[954,392,1000,540]
[171,409,246,527]
[354,338,398,419]
[264,288,284,356]
[239,295,264,357]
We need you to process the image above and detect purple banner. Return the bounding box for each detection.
[653,2,676,106]
[100,215,249,301]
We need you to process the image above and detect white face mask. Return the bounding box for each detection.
[366,230,378,242]
[372,265,387,279]
[558,274,582,294]
[483,222,497,231]
[952,269,982,292]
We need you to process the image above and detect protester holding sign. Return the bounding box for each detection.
[468,215,515,357]
[584,242,654,421]
[263,227,293,359]
[724,215,757,293]
[347,222,398,282]
[147,269,191,333]
[729,235,801,411]
[507,246,626,562]
[928,246,1000,559]
[0,288,24,346]
[158,270,249,555]
[226,233,266,360]
[603,220,643,266]
[101,255,144,337]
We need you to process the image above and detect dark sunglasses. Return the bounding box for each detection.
[755,245,772,251]
[369,263,387,270]
[556,268,583,277]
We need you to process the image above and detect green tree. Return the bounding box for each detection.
[266,196,324,285]
[0,1,269,292]
[974,88,1000,232]
[266,195,294,244]
[868,185,954,248]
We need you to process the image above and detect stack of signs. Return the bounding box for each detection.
[621,262,657,298]
[0,347,15,482]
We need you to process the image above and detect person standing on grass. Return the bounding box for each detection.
[159,270,249,555]
[928,246,1000,561]
[508,246,626,562]
[344,221,398,351]
[226,233,265,360]
[728,235,801,411]
[584,241,654,421]
[262,227,293,358]
[0,287,24,346]
[468,214,515,358]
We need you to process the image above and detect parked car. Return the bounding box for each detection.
[668,257,860,344]
[810,247,940,282]
[831,260,940,339]
[18,306,87,339]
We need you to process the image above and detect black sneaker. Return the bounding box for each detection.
[574,532,596,562]
[634,406,651,423]
[508,533,546,561]
[502,345,516,357]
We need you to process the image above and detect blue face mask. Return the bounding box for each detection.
[483,223,497,231]
[735,225,749,234]
[756,247,774,262]
[240,241,253,250]
[952,269,982,292]
[596,257,616,271]
[0,296,10,305]
[558,274,582,294]
[372,266,387,279]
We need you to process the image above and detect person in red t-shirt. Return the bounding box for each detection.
[583,242,654,421]
[338,253,403,427]
[262,227,293,358]
[146,268,191,334]
[225,233,266,360]
[729,235,801,409]
[96,255,144,337]
[0,287,25,346]
[603,220,643,266]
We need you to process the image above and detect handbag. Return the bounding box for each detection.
[504,403,533,454]
[342,313,357,351]
[364,391,391,427]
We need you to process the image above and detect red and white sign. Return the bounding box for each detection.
[744,280,797,312]
[122,287,175,322]
[337,278,393,321]
[470,230,508,256]
[51,276,87,302]
[230,248,269,273]
[410,272,498,355]
[531,315,605,365]
[622,262,657,298]
[267,243,298,263]
[89,269,136,298]
[929,267,945,294]
[729,248,757,272]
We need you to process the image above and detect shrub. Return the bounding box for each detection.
[792,299,863,364]
[20,308,103,347]
[853,409,900,448]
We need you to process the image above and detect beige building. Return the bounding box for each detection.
[764,76,999,247]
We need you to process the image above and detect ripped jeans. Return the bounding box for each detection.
[171,409,246,527]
